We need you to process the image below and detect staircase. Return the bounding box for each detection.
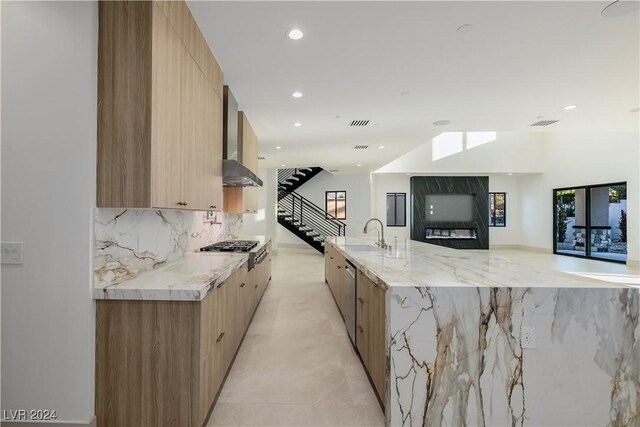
[278,167,323,196]
[277,168,346,253]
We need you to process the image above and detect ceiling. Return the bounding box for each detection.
[188,1,640,173]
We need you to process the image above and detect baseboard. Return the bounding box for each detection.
[490,244,552,253]
[1,417,96,427]
[626,259,640,269]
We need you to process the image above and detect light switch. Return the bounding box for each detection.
[1,242,24,265]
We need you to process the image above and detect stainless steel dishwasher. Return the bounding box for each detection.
[344,260,357,346]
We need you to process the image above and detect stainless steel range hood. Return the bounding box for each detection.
[223,86,262,187]
[222,159,263,187]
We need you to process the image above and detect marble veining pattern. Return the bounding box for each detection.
[94,208,242,287]
[410,176,489,250]
[94,251,249,301]
[327,238,639,426]
[389,285,639,426]
[327,236,637,289]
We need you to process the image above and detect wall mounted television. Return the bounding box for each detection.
[425,194,475,222]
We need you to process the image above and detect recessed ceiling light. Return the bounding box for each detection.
[377,145,385,149]
[563,105,577,110]
[357,164,362,167]
[275,146,282,150]
[335,115,342,119]
[406,173,411,176]
[456,24,473,34]
[292,91,303,98]
[293,122,302,127]
[433,120,451,126]
[281,164,286,167]
[631,107,640,113]
[602,0,640,17]
[287,28,304,40]
[507,173,513,176]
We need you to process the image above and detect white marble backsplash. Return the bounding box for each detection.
[94,209,242,287]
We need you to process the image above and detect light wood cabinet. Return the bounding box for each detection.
[325,245,346,317]
[223,112,259,214]
[356,269,370,369]
[324,242,387,409]
[97,1,223,211]
[96,256,271,427]
[355,269,387,407]
[234,262,250,349]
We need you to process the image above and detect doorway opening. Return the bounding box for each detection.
[554,182,627,263]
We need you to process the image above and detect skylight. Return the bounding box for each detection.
[466,132,496,150]
[432,132,463,161]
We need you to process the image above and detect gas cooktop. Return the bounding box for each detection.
[200,240,259,253]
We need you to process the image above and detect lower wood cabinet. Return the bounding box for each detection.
[324,243,387,410]
[96,256,271,427]
[324,244,345,317]
[355,269,387,407]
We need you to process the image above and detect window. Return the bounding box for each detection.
[386,193,406,227]
[553,182,627,263]
[325,191,346,220]
[489,193,506,227]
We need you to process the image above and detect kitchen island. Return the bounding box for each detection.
[94,237,272,427]
[324,236,639,427]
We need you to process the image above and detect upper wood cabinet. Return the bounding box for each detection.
[223,112,259,213]
[97,1,223,211]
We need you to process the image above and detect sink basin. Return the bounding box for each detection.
[344,244,383,252]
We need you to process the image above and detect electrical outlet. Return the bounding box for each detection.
[1,242,24,265]
[521,326,536,349]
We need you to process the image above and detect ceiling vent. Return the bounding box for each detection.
[353,145,369,150]
[350,120,370,127]
[530,119,559,127]
[258,156,266,160]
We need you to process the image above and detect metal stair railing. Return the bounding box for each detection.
[278,189,346,238]
[277,168,300,186]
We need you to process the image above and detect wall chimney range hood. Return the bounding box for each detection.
[223,86,263,187]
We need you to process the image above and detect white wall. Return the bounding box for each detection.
[277,171,371,244]
[371,173,523,245]
[376,132,545,174]
[488,174,522,247]
[518,132,639,262]
[370,174,411,239]
[1,2,97,423]
[242,167,278,250]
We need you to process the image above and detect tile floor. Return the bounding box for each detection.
[207,245,385,426]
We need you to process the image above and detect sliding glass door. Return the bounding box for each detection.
[553,182,627,263]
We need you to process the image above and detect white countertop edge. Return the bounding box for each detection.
[94,236,272,301]
[327,237,637,290]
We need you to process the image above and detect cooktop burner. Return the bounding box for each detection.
[200,240,259,253]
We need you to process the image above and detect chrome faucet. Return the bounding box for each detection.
[363,218,387,249]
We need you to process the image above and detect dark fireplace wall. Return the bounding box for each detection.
[410,176,489,249]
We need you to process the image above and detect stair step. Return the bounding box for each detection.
[313,236,325,242]
[286,176,300,182]
[299,167,313,172]
[306,231,320,237]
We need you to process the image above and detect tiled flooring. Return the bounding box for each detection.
[207,246,384,426]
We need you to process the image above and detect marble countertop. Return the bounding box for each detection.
[94,236,271,301]
[326,236,638,289]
